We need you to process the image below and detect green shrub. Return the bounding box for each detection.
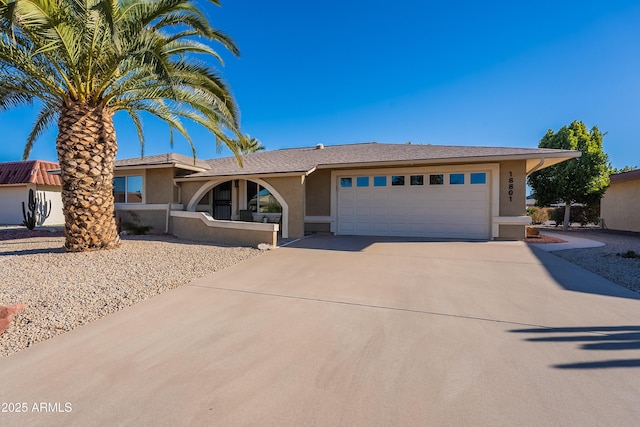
[548,205,600,227]
[121,222,152,235]
[617,250,640,259]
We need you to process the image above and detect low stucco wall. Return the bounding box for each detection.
[116,209,167,234]
[601,179,640,232]
[171,212,278,247]
[497,224,526,240]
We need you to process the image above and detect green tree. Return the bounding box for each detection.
[527,121,610,231]
[610,165,638,174]
[0,0,241,251]
[238,134,265,154]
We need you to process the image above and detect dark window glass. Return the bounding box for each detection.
[391,176,405,186]
[410,175,424,186]
[113,177,125,203]
[429,174,444,185]
[247,181,258,211]
[340,177,352,188]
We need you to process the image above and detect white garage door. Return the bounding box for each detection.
[337,171,490,239]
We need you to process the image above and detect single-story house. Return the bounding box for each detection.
[113,142,579,246]
[0,160,64,226]
[600,169,640,233]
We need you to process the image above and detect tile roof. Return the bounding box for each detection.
[115,153,211,170]
[188,142,580,178]
[610,169,640,183]
[0,160,62,186]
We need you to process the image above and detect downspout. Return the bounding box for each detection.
[168,178,182,234]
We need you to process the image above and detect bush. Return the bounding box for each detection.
[121,222,152,235]
[548,204,600,227]
[527,207,549,224]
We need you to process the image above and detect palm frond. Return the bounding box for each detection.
[22,103,58,159]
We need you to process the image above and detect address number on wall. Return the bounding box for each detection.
[508,171,514,202]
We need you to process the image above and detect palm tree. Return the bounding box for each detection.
[0,0,241,251]
[238,134,265,154]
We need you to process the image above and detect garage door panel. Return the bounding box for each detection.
[337,170,491,239]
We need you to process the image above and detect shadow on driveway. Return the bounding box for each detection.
[526,245,640,300]
[510,325,640,369]
[289,234,491,252]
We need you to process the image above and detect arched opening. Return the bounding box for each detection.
[187,178,289,238]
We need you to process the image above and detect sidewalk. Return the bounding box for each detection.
[528,231,605,252]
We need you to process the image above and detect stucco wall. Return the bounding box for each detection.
[601,179,640,232]
[145,168,175,204]
[498,225,526,240]
[116,209,167,234]
[263,176,305,238]
[499,160,527,217]
[180,181,205,207]
[172,215,277,247]
[305,169,331,216]
[496,160,528,240]
[0,185,64,226]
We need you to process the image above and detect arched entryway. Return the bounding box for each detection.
[187,178,289,238]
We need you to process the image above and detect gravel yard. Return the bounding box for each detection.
[0,229,261,357]
[536,228,640,293]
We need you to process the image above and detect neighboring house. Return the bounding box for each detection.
[113,142,579,246]
[600,169,640,233]
[0,160,64,226]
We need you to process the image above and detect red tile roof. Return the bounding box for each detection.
[0,160,62,186]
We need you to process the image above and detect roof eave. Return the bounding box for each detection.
[174,170,309,182]
[115,163,208,172]
[314,151,581,170]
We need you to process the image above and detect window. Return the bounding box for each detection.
[470,172,487,184]
[429,174,444,185]
[450,173,465,185]
[356,176,369,187]
[391,175,405,186]
[113,175,142,203]
[373,176,387,187]
[410,175,424,186]
[247,181,282,213]
[340,177,352,188]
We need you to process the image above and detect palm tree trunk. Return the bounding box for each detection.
[56,100,120,251]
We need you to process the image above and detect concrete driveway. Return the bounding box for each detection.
[1,235,639,426]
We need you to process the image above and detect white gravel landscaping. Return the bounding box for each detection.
[0,231,261,357]
[536,228,640,293]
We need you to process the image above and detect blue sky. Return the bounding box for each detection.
[1,0,639,169]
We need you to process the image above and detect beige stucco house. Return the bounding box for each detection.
[113,142,580,246]
[601,169,640,233]
[0,160,64,226]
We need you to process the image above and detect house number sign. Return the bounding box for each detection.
[508,171,514,202]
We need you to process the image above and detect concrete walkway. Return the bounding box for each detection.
[0,236,639,426]
[528,230,605,251]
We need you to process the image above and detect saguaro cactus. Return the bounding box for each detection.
[21,189,51,230]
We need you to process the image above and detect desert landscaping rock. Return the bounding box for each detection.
[541,228,640,293]
[0,232,261,357]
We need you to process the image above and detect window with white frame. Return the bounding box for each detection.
[113,175,143,203]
